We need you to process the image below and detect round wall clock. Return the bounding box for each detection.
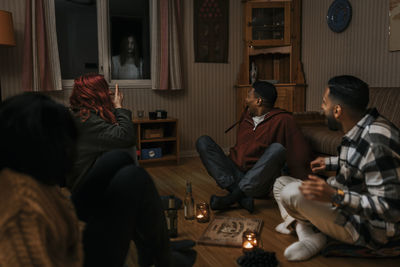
[326,0,352,33]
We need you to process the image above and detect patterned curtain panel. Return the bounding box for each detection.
[22,0,61,91]
[151,0,184,90]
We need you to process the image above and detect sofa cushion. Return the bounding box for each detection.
[369,87,400,129]
[301,125,343,156]
[298,87,400,156]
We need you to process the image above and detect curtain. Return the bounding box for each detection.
[151,0,184,90]
[22,0,61,91]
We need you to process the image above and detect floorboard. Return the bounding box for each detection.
[127,157,400,267]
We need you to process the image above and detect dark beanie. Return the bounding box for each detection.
[253,81,277,106]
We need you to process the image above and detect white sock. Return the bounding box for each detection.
[275,222,293,235]
[295,222,315,241]
[284,232,327,261]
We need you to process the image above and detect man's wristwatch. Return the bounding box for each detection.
[332,189,345,207]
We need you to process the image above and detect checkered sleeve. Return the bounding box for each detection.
[325,156,338,171]
[337,133,400,222]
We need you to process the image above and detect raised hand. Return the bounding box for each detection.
[310,157,326,173]
[113,83,123,108]
[299,175,336,202]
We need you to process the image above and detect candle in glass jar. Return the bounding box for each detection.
[242,230,258,252]
[196,202,210,223]
[243,241,253,249]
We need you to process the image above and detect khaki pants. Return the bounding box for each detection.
[273,176,355,244]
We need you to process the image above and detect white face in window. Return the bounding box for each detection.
[127,36,135,54]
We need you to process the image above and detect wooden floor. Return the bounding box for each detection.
[127,157,400,267]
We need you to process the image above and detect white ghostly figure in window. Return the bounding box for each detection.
[112,35,143,79]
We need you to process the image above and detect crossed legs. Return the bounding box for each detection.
[273,176,355,261]
[196,135,286,212]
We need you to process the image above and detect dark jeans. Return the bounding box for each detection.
[71,150,171,267]
[196,135,286,197]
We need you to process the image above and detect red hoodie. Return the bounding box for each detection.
[229,108,311,180]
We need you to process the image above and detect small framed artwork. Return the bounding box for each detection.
[390,0,400,51]
[194,0,229,63]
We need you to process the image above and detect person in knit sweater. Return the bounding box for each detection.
[196,81,312,213]
[0,93,83,266]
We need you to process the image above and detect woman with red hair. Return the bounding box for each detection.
[70,73,119,125]
[67,73,173,267]
[68,73,134,190]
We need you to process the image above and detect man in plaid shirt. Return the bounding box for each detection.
[273,75,400,261]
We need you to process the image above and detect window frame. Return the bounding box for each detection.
[61,0,152,89]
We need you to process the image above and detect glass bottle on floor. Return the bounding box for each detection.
[184,180,195,220]
[166,195,178,237]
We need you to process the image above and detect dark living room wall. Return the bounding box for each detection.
[302,0,400,111]
[2,0,400,155]
[0,0,241,156]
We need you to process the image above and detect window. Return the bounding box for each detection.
[55,0,151,88]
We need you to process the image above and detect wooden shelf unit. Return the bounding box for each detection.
[236,0,305,120]
[133,117,179,164]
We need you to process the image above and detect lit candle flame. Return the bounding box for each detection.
[243,241,253,249]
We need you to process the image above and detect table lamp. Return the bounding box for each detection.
[0,10,16,101]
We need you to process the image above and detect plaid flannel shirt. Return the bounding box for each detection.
[325,108,400,248]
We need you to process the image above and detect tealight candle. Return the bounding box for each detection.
[243,241,253,249]
[242,230,259,252]
[196,202,210,223]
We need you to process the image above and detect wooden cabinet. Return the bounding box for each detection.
[245,1,291,46]
[133,118,179,164]
[236,0,305,120]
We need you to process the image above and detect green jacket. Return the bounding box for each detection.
[67,108,135,192]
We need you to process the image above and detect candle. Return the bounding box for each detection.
[242,230,259,252]
[243,241,253,249]
[196,202,210,223]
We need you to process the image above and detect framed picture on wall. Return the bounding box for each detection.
[389,0,400,51]
[194,0,229,63]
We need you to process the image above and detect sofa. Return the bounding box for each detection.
[294,87,400,156]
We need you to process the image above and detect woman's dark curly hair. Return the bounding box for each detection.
[0,92,77,185]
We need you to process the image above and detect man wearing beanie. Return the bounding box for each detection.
[196,81,311,213]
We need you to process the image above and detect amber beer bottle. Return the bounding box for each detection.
[184,181,195,220]
[166,195,178,237]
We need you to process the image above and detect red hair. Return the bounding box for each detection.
[70,73,117,124]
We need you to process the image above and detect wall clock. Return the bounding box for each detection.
[326,0,352,33]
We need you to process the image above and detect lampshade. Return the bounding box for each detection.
[0,10,16,46]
